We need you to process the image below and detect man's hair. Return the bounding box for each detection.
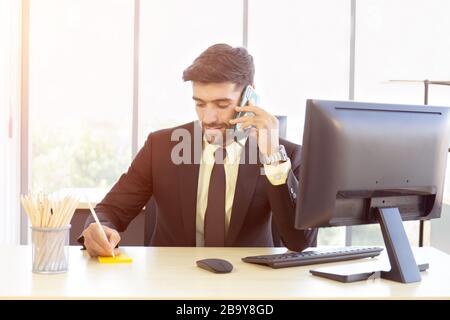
[182,43,255,88]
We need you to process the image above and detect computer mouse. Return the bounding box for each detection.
[196,258,233,274]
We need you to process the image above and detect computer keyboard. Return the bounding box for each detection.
[242,247,383,269]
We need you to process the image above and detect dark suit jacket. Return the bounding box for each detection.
[80,121,317,251]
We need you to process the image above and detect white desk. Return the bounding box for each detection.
[1,246,449,299]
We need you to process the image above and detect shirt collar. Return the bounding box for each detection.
[202,134,248,164]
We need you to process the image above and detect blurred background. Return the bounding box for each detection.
[1,0,450,250]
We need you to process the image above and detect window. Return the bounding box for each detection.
[248,0,351,246]
[29,0,134,194]
[21,0,445,247]
[355,0,450,106]
[352,0,450,246]
[138,0,243,147]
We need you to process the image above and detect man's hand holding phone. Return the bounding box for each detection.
[229,99,280,159]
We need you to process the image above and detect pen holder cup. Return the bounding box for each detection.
[31,225,71,274]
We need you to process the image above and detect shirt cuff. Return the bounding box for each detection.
[263,158,291,186]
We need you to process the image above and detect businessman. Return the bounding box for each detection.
[79,43,317,257]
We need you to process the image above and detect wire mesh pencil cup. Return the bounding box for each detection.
[31,225,71,274]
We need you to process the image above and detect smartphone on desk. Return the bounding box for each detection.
[232,85,260,140]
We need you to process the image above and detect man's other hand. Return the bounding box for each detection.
[82,223,121,257]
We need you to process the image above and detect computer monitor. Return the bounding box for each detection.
[295,99,450,283]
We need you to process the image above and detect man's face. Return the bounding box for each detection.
[192,81,243,144]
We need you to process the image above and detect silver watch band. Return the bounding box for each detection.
[261,145,288,165]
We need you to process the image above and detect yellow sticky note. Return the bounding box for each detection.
[98,253,133,264]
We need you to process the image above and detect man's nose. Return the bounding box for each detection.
[202,107,219,124]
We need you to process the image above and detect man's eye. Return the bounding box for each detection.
[218,104,231,109]
[196,103,205,108]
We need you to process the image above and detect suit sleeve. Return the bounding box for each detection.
[266,143,318,252]
[77,133,154,246]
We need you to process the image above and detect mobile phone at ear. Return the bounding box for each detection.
[233,85,260,134]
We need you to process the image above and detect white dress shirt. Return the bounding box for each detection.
[195,136,292,246]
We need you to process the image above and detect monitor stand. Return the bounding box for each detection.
[310,207,429,283]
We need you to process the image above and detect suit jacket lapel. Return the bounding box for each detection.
[226,136,261,246]
[177,121,202,246]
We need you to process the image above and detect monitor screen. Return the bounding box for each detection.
[295,99,450,229]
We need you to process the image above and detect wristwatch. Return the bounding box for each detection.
[260,144,288,165]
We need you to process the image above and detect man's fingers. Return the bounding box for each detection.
[229,115,253,124]
[83,224,121,257]
[86,248,96,257]
[240,120,256,130]
[108,231,121,249]
[242,117,265,130]
[235,105,261,114]
[84,239,94,256]
[92,224,111,249]
[86,244,101,258]
[89,226,115,255]
[86,239,112,257]
[104,227,121,248]
[85,240,119,257]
